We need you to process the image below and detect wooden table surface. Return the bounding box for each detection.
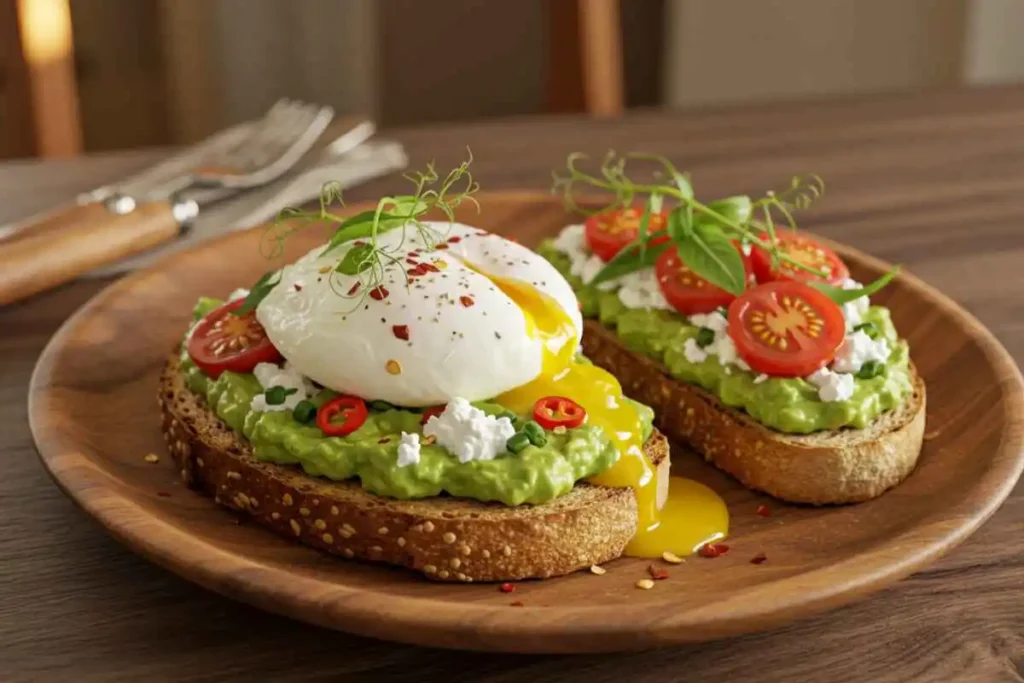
[3,87,1024,682]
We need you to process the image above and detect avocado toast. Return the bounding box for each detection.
[540,153,925,503]
[160,161,721,582]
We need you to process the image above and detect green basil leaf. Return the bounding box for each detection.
[675,223,747,295]
[233,270,280,315]
[322,210,408,255]
[335,242,376,275]
[704,195,752,227]
[590,240,672,286]
[807,267,899,305]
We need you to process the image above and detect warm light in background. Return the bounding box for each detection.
[17,0,73,65]
[16,0,82,157]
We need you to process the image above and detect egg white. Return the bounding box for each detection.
[255,222,583,406]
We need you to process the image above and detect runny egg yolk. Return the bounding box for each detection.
[484,272,729,557]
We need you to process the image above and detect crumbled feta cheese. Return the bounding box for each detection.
[228,287,250,301]
[250,362,315,413]
[422,397,516,463]
[839,278,870,331]
[552,224,592,278]
[615,269,673,310]
[683,337,708,364]
[684,311,751,371]
[832,330,890,374]
[396,432,421,468]
[806,367,855,402]
[754,374,768,384]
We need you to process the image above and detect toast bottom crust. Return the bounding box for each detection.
[581,320,926,505]
[159,353,670,581]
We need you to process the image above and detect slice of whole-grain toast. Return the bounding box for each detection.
[581,320,926,505]
[159,353,670,582]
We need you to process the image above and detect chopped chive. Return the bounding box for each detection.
[522,421,547,447]
[292,400,317,424]
[854,322,880,339]
[506,432,531,454]
[369,399,397,412]
[856,360,884,380]
[265,386,298,405]
[696,327,715,348]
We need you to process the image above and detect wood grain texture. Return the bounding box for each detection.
[4,86,1024,680]
[27,190,1024,654]
[0,200,180,304]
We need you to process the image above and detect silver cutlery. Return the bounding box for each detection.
[0,100,339,306]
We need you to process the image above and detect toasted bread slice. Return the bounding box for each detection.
[158,353,670,582]
[581,320,926,504]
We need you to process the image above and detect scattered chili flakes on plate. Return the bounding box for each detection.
[647,564,670,580]
[698,543,730,559]
[459,295,475,307]
[370,285,390,301]
[347,282,361,296]
[392,324,410,341]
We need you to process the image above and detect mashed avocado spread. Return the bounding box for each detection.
[183,297,653,505]
[537,242,913,434]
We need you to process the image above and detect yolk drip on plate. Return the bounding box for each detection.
[484,271,729,557]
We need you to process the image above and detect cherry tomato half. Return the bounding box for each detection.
[187,299,282,378]
[316,395,369,437]
[533,396,587,429]
[584,207,668,262]
[654,241,754,315]
[727,281,845,377]
[750,230,849,285]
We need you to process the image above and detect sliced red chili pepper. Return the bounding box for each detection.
[347,282,361,296]
[532,396,587,429]
[392,324,410,341]
[421,405,445,425]
[369,285,389,301]
[448,236,462,244]
[316,395,368,437]
[755,504,771,517]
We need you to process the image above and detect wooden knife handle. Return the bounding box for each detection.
[0,200,181,305]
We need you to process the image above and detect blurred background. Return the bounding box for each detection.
[3,0,1024,160]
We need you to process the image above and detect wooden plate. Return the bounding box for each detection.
[29,192,1024,653]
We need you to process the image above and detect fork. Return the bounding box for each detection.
[0,99,335,305]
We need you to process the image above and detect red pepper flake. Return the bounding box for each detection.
[434,243,449,250]
[510,600,524,607]
[347,282,361,296]
[756,504,771,517]
[448,236,462,244]
[421,262,440,273]
[369,285,389,301]
[507,236,518,243]
[459,295,475,308]
[405,258,419,265]
[698,543,730,559]
[378,437,390,444]
[293,283,303,292]
[499,583,516,594]
[157,491,171,498]
[647,564,670,580]
[750,552,768,565]
[353,240,367,246]
[392,324,410,341]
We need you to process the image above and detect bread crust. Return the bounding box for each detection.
[158,353,670,582]
[581,320,926,504]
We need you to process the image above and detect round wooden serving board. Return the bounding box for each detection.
[29,192,1024,653]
